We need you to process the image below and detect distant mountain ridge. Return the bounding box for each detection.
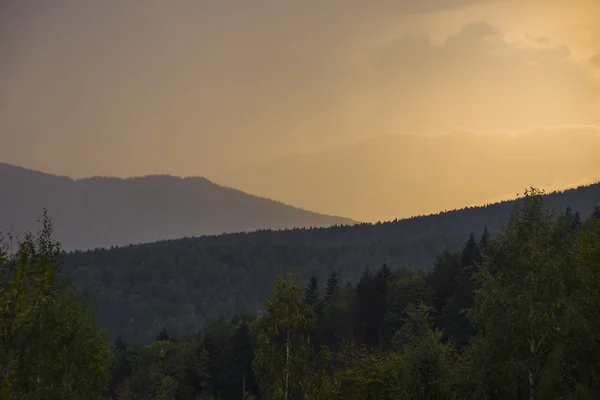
[0,163,356,250]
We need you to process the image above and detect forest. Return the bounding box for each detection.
[62,183,600,344]
[2,187,600,399]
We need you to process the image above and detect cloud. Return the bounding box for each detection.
[377,0,496,14]
[221,124,600,221]
[1,1,599,180]
[361,22,600,133]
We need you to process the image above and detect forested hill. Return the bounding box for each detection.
[0,163,354,250]
[63,183,600,344]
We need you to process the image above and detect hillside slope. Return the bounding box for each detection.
[0,163,355,250]
[61,183,600,343]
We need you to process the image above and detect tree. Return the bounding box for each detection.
[1,210,60,391]
[354,266,392,351]
[123,339,210,400]
[232,321,256,399]
[108,335,136,398]
[253,272,315,400]
[334,344,385,400]
[384,270,432,349]
[571,210,582,230]
[427,250,461,313]
[200,318,236,398]
[591,205,600,220]
[475,227,490,266]
[13,281,113,399]
[303,276,320,307]
[0,210,111,398]
[325,271,340,301]
[304,276,326,351]
[465,188,600,399]
[372,265,392,352]
[156,326,171,342]
[354,268,374,347]
[461,233,478,268]
[385,303,457,400]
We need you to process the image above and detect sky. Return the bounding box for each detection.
[2,0,600,219]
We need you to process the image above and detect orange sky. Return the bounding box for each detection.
[1,0,599,220]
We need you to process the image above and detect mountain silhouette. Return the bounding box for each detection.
[0,163,355,250]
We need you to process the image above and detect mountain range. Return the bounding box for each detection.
[0,163,354,250]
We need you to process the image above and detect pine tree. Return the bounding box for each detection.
[379,264,393,282]
[109,335,134,398]
[232,321,256,399]
[475,226,490,265]
[461,233,478,268]
[564,206,582,230]
[572,211,582,230]
[355,268,376,347]
[114,334,128,352]
[303,277,320,306]
[592,205,600,220]
[325,271,340,301]
[372,265,392,352]
[156,326,170,342]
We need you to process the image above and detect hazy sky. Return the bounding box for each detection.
[2,1,600,197]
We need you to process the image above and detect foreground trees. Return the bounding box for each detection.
[5,187,598,399]
[253,273,336,399]
[103,189,600,399]
[0,211,111,399]
[464,189,600,399]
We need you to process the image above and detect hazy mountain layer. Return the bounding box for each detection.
[0,163,355,250]
[217,127,600,221]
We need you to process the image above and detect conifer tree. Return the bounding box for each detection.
[303,276,320,306]
[461,233,478,268]
[591,205,600,220]
[232,321,256,399]
[325,271,340,301]
[156,326,170,342]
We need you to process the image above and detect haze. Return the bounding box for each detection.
[2,0,600,222]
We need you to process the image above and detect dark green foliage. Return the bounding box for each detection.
[354,268,375,347]
[591,205,600,220]
[156,326,171,342]
[426,233,483,349]
[107,336,135,398]
[61,184,600,344]
[303,276,320,306]
[201,318,237,398]
[100,190,600,399]
[231,321,258,399]
[0,211,111,399]
[474,226,490,265]
[460,233,478,268]
[6,187,600,399]
[463,188,600,399]
[383,270,432,349]
[325,270,340,300]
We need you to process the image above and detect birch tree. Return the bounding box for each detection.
[253,272,315,400]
